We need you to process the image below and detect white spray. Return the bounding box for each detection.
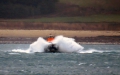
[12,35,84,53]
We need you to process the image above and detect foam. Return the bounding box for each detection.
[79,49,104,53]
[12,35,84,53]
[12,49,30,53]
[52,35,84,53]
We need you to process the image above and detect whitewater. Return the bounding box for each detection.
[11,35,120,54]
[12,35,84,53]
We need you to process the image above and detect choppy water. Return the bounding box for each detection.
[0,44,120,75]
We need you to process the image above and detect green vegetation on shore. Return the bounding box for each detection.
[0,0,58,18]
[0,0,120,19]
[3,15,120,22]
[60,0,120,9]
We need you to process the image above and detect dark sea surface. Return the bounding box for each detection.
[0,44,120,75]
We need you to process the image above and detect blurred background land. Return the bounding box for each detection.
[0,0,120,44]
[0,0,120,18]
[0,30,119,44]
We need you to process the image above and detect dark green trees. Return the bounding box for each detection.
[0,0,58,18]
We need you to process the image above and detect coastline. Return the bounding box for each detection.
[0,37,119,44]
[0,41,119,45]
[0,30,120,37]
[0,30,119,44]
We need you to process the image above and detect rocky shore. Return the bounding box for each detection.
[0,36,120,44]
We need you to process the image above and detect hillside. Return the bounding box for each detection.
[0,0,120,19]
[0,0,120,30]
[54,0,120,17]
[0,0,120,44]
[60,0,120,9]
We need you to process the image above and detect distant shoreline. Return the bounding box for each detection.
[0,30,119,44]
[0,22,120,30]
[0,41,119,45]
[0,30,120,37]
[0,37,119,44]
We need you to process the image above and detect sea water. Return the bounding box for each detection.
[0,44,120,75]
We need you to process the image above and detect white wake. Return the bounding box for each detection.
[79,49,104,53]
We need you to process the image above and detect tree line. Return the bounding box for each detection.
[0,0,58,18]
